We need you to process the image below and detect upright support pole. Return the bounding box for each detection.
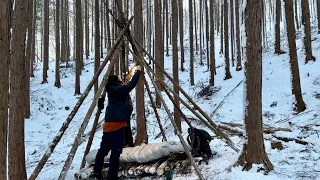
[144,78,167,141]
[28,16,134,180]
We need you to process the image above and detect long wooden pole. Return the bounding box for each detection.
[58,44,123,179]
[127,47,205,180]
[79,89,106,169]
[134,40,240,153]
[144,77,167,141]
[28,16,134,180]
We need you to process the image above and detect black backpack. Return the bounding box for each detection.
[187,127,213,164]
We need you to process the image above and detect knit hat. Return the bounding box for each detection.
[107,75,121,85]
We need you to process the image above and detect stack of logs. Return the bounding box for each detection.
[75,153,203,179]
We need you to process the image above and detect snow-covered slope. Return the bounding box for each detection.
[26,32,320,179]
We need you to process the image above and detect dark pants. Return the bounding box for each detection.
[94,127,125,179]
[124,120,133,146]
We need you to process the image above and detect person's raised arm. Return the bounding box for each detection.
[120,65,141,93]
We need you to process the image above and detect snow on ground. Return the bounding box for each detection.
[26,31,320,179]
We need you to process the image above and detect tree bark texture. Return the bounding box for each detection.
[189,0,195,85]
[134,0,148,145]
[9,0,28,179]
[55,0,61,88]
[284,0,307,113]
[224,0,232,80]
[209,0,215,86]
[94,0,100,95]
[301,0,315,63]
[42,0,49,83]
[179,0,185,71]
[235,0,242,71]
[237,0,273,171]
[0,0,10,179]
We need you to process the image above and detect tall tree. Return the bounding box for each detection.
[9,0,29,179]
[172,0,180,131]
[0,0,9,179]
[179,0,185,71]
[274,0,284,54]
[317,0,320,33]
[134,0,148,145]
[194,0,198,54]
[155,0,164,107]
[25,0,34,118]
[205,0,209,69]
[230,0,235,67]
[30,0,36,77]
[94,0,99,95]
[294,0,300,30]
[224,0,232,80]
[199,0,203,65]
[301,0,316,63]
[55,0,61,88]
[85,0,89,59]
[165,0,169,56]
[284,0,307,113]
[189,0,195,85]
[220,3,224,54]
[75,0,82,95]
[209,0,215,86]
[42,0,49,83]
[237,0,274,171]
[235,0,242,71]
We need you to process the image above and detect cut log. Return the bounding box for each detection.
[149,160,164,175]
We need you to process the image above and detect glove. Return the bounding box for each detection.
[97,97,105,110]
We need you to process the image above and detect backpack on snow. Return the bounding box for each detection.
[187,127,213,164]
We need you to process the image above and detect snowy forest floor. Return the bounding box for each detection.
[26,32,320,179]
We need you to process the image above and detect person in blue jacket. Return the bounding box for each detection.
[90,65,141,180]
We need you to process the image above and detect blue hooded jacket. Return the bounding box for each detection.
[104,71,141,122]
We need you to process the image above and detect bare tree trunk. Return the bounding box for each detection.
[94,0,99,95]
[220,3,224,54]
[61,0,65,63]
[24,0,33,118]
[165,0,169,56]
[100,1,103,58]
[66,0,70,64]
[230,0,235,67]
[189,0,195,85]
[172,0,180,132]
[205,0,209,69]
[0,0,9,179]
[301,0,316,63]
[224,0,232,80]
[55,0,61,88]
[106,1,111,50]
[30,0,36,77]
[317,0,320,33]
[274,0,284,54]
[235,0,242,71]
[209,0,215,86]
[9,0,28,179]
[179,0,185,71]
[284,0,307,113]
[194,0,198,54]
[75,0,82,95]
[85,0,89,59]
[155,0,164,107]
[237,0,274,171]
[199,0,203,65]
[42,0,49,83]
[134,0,148,145]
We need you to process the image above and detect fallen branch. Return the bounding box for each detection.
[210,80,243,117]
[275,110,314,123]
[272,135,309,145]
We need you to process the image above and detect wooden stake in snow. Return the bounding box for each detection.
[28,16,134,180]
